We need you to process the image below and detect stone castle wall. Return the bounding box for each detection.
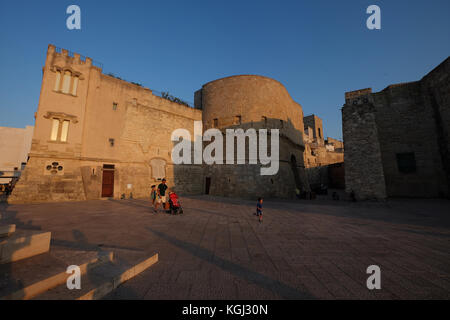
[196,75,310,197]
[342,99,386,200]
[9,46,310,203]
[342,57,450,199]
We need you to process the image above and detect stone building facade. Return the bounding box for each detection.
[303,114,344,168]
[8,45,203,203]
[8,45,310,203]
[342,57,450,200]
[302,115,345,191]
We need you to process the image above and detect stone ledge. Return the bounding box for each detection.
[0,230,51,264]
[0,225,16,238]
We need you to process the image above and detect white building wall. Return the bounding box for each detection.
[0,125,34,183]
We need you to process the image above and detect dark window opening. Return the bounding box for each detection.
[113,102,118,111]
[318,128,322,139]
[103,164,115,170]
[213,118,218,127]
[396,152,416,173]
[205,177,211,195]
[109,138,115,147]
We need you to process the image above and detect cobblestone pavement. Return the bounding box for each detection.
[1,196,449,299]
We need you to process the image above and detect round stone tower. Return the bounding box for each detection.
[195,75,310,199]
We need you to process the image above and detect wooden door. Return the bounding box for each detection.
[101,170,114,197]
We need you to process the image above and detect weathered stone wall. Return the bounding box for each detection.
[373,82,446,198]
[9,45,203,203]
[303,114,343,168]
[342,57,450,199]
[326,137,344,150]
[10,157,86,203]
[201,136,308,199]
[9,46,314,203]
[197,75,310,198]
[421,57,450,197]
[342,98,387,200]
[304,115,324,145]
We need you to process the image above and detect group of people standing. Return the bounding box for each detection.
[150,178,168,213]
[148,177,263,221]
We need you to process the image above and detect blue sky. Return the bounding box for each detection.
[0,0,449,140]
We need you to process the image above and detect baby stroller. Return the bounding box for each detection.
[168,192,183,215]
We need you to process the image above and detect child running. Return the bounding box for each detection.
[256,197,263,223]
[150,185,157,208]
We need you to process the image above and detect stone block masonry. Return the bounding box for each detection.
[8,45,310,203]
[342,57,450,200]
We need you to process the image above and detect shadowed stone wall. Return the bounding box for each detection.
[196,75,310,199]
[342,57,450,199]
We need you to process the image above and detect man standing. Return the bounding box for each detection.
[154,178,168,213]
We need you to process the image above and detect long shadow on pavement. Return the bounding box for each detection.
[146,227,314,300]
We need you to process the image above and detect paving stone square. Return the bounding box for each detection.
[1,196,449,299]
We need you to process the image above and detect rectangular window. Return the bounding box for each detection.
[396,152,416,173]
[72,76,79,95]
[109,138,115,147]
[235,115,242,125]
[62,71,71,94]
[50,119,60,141]
[54,71,61,91]
[60,120,70,142]
[113,102,118,111]
[213,118,218,127]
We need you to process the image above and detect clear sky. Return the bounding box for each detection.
[0,0,449,140]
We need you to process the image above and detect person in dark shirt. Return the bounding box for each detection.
[256,197,263,223]
[154,178,168,213]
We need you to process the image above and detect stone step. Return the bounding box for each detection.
[34,253,158,300]
[0,225,15,238]
[0,249,113,300]
[0,229,51,264]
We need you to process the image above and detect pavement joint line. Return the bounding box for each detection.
[77,253,158,300]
